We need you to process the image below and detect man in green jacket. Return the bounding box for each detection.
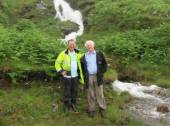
[55,39,84,113]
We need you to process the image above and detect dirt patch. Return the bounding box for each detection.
[0,73,11,88]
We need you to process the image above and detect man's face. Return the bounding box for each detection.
[86,42,94,52]
[67,40,76,51]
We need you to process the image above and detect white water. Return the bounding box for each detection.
[53,0,84,42]
[112,80,170,119]
[112,80,161,100]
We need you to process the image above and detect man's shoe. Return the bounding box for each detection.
[71,103,78,113]
[99,108,106,118]
[88,111,95,118]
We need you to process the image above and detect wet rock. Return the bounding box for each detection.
[36,0,47,10]
[122,85,170,126]
[157,89,170,97]
[157,104,169,113]
[62,28,75,36]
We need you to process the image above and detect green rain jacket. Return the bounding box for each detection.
[55,49,84,84]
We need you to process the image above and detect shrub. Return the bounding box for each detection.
[95,23,170,66]
[87,0,170,31]
[15,19,36,31]
[0,25,64,83]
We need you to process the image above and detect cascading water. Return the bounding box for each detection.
[53,0,84,42]
[112,80,163,102]
[112,80,170,126]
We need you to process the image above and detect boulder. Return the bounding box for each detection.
[36,0,47,10]
[157,104,169,113]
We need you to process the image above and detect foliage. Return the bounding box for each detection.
[15,19,36,31]
[94,23,170,66]
[79,23,170,84]
[87,0,170,31]
[0,10,9,25]
[0,24,64,82]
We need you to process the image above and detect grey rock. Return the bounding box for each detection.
[36,0,47,10]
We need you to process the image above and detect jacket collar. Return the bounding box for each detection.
[65,48,79,54]
[87,50,96,55]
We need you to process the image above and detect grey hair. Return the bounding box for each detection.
[85,40,95,47]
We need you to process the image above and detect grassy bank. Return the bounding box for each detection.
[0,81,142,126]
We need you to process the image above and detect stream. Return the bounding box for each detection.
[112,80,170,126]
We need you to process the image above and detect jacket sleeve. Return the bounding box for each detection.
[80,55,85,74]
[100,51,107,73]
[55,52,63,73]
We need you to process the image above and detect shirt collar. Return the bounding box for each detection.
[87,50,96,55]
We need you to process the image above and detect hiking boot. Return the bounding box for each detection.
[71,103,78,113]
[99,108,106,118]
[88,111,95,118]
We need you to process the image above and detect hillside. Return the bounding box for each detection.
[0,0,170,125]
[0,0,170,85]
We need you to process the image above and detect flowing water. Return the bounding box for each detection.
[53,0,84,42]
[112,80,170,126]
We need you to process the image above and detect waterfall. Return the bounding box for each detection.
[53,0,84,42]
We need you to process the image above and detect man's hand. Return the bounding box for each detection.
[62,71,67,76]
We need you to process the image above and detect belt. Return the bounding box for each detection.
[89,74,97,76]
[64,75,78,78]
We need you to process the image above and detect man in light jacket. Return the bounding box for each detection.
[55,39,84,113]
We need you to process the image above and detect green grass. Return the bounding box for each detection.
[104,68,117,83]
[0,82,142,126]
[136,64,170,88]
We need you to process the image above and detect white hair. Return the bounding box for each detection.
[85,40,95,47]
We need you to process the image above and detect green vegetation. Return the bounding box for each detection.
[82,0,170,86]
[0,20,64,83]
[88,0,170,31]
[92,23,170,86]
[0,82,141,126]
[0,0,170,125]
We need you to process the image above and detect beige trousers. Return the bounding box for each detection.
[88,75,106,111]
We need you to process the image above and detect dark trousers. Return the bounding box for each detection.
[63,77,78,106]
